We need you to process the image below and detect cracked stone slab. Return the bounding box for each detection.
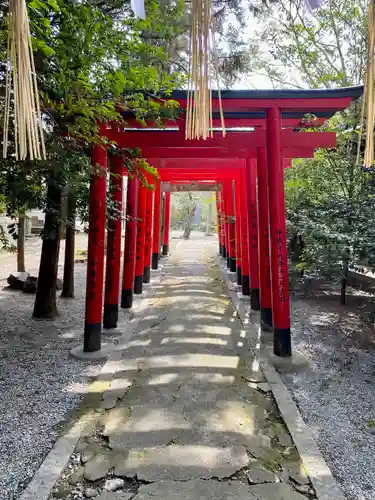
[289,471,310,485]
[101,397,118,410]
[231,383,273,411]
[249,483,308,499]
[280,461,310,484]
[102,377,133,401]
[103,406,132,438]
[247,465,279,484]
[133,479,257,500]
[257,382,272,393]
[114,444,250,481]
[174,428,272,451]
[242,372,267,383]
[177,383,235,403]
[118,385,179,407]
[248,444,283,464]
[176,399,272,450]
[83,451,113,481]
[277,431,293,448]
[128,349,240,371]
[105,403,188,450]
[81,443,101,464]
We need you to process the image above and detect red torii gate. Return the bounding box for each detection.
[73,86,363,361]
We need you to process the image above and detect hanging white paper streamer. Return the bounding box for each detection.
[131,0,146,19]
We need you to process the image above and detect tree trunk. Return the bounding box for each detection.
[340,255,349,305]
[290,233,298,262]
[205,202,213,235]
[60,194,68,239]
[33,177,62,318]
[61,194,76,298]
[17,213,25,272]
[298,234,304,279]
[182,205,196,240]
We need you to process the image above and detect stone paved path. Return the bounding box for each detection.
[51,237,315,500]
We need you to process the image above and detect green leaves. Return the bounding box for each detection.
[247,0,367,89]
[19,0,187,148]
[0,0,184,251]
[286,149,375,282]
[245,0,372,287]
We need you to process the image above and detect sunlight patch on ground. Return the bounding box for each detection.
[138,353,240,370]
[251,358,261,373]
[161,336,228,346]
[309,312,338,326]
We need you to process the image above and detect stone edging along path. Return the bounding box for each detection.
[218,260,346,500]
[19,267,163,500]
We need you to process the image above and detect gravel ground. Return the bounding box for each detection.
[281,289,375,500]
[243,278,375,500]
[0,260,131,500]
[0,233,88,281]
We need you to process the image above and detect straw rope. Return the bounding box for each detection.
[358,0,375,167]
[186,0,225,140]
[3,0,46,161]
[3,0,224,151]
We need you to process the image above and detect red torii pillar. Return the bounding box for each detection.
[134,182,147,294]
[103,155,123,329]
[221,182,229,267]
[162,192,171,255]
[239,168,250,296]
[267,108,291,356]
[216,191,224,256]
[83,145,107,352]
[223,179,236,272]
[246,159,260,310]
[121,172,139,308]
[219,185,228,259]
[143,184,153,283]
[152,181,162,269]
[257,148,273,330]
[234,177,242,285]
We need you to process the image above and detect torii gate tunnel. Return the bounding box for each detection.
[81,86,362,359]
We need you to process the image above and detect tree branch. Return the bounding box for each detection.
[328,0,349,84]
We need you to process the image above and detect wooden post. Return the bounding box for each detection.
[134,183,147,294]
[162,192,171,255]
[224,179,236,272]
[103,155,123,328]
[220,186,227,259]
[266,108,292,357]
[84,146,107,352]
[257,148,273,330]
[239,168,250,295]
[152,181,162,269]
[143,185,153,283]
[245,158,260,311]
[216,191,223,256]
[121,173,138,308]
[234,178,242,285]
